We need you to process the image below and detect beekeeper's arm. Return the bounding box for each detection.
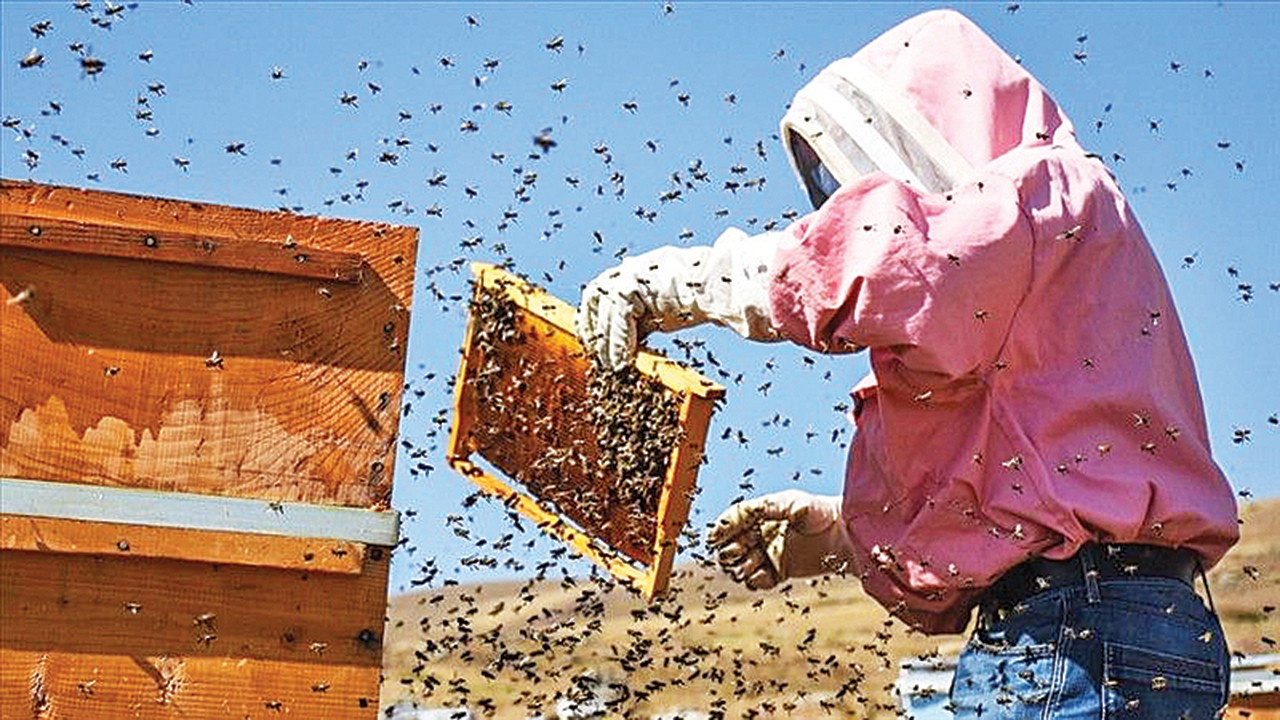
[708,170,1034,591]
[576,228,794,371]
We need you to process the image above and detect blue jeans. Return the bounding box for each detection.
[949,575,1229,720]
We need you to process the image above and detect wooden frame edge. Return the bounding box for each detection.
[470,262,725,400]
[447,458,648,590]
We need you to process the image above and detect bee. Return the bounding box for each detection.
[533,129,557,152]
[19,48,45,69]
[339,91,358,107]
[80,55,105,77]
[545,34,565,52]
[549,78,568,93]
[1056,224,1083,241]
[205,349,223,369]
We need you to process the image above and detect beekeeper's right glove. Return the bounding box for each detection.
[576,228,783,370]
[708,490,855,590]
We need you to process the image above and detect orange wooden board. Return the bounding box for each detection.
[0,180,417,508]
[0,514,368,574]
[1226,698,1280,720]
[1,548,389,719]
[0,213,367,283]
[2,651,380,719]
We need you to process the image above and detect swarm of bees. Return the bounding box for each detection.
[2,2,1275,719]
[460,282,683,563]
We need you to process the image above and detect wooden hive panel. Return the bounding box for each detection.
[0,180,416,720]
[448,263,724,598]
[0,180,418,508]
[1,548,389,719]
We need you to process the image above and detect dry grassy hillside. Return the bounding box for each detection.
[382,498,1279,718]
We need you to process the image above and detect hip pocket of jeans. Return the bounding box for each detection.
[951,639,1057,717]
[1102,641,1226,719]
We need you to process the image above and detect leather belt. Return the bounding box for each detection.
[983,543,1200,614]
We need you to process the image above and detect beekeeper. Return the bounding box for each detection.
[577,9,1237,719]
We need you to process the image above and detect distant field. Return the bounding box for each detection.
[382,498,1279,718]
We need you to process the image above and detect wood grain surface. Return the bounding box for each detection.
[0,180,418,508]
[0,514,369,574]
[1,548,389,719]
[0,213,366,283]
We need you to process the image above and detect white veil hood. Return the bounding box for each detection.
[781,9,1079,204]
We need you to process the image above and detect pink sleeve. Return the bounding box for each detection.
[768,172,1034,379]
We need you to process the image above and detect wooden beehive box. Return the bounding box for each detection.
[0,180,417,718]
[448,263,723,599]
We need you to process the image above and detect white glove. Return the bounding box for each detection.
[708,490,855,590]
[576,228,783,369]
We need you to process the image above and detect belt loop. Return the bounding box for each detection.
[1196,556,1217,615]
[1081,543,1101,604]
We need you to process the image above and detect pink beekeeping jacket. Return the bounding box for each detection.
[767,10,1238,633]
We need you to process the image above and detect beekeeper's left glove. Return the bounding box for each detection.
[708,490,855,590]
[576,228,783,370]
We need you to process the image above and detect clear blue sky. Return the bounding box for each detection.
[2,1,1276,593]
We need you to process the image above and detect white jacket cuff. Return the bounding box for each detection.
[687,227,785,341]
